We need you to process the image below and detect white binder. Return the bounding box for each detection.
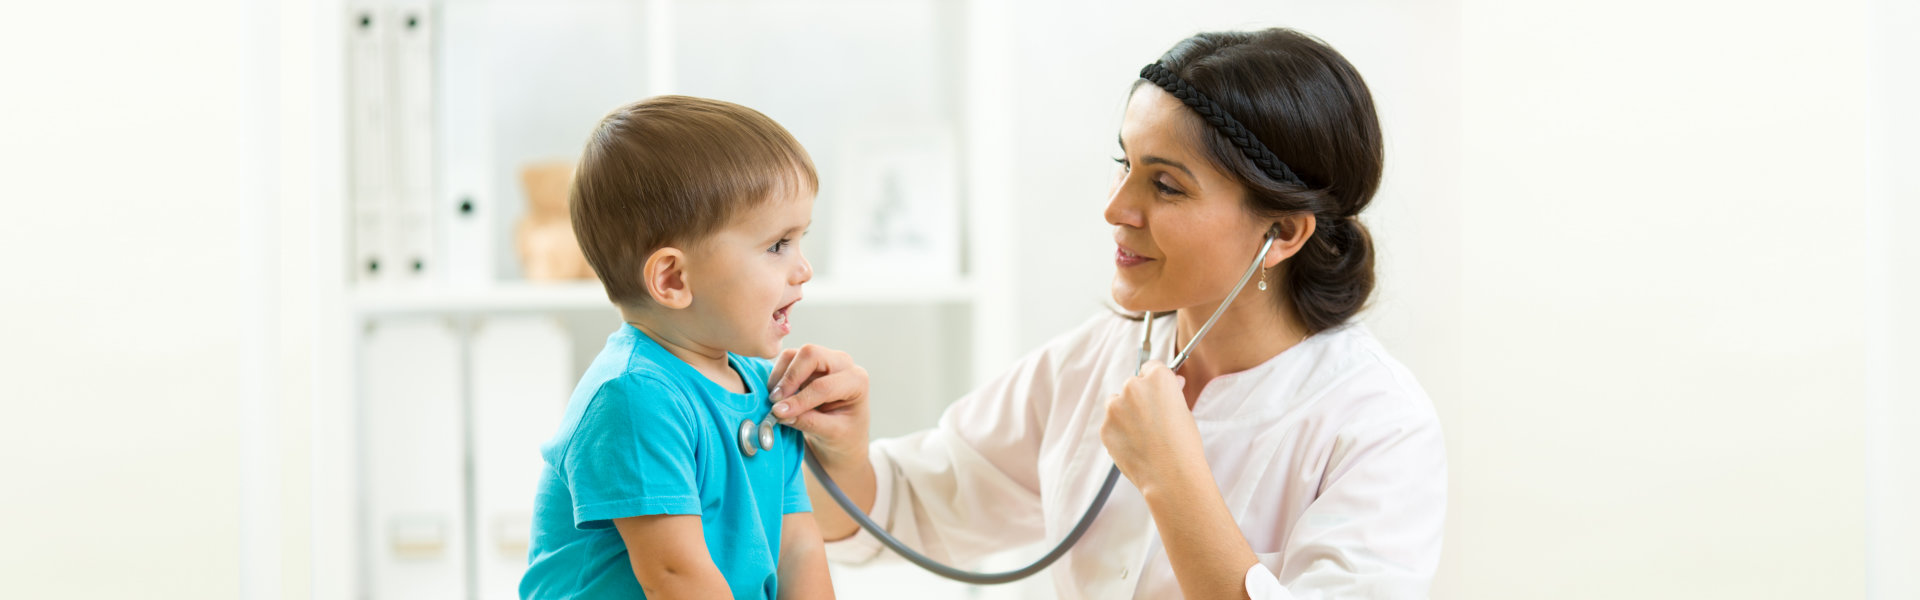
[361,318,469,599]
[347,0,393,283]
[470,316,573,599]
[437,0,495,286]
[389,0,436,282]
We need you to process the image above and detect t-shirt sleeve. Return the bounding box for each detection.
[563,374,702,529]
[780,427,812,514]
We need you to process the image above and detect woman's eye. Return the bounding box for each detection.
[1112,156,1130,171]
[1153,180,1184,195]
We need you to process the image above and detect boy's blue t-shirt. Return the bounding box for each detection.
[520,324,811,600]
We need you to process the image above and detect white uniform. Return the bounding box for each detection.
[825,313,1447,599]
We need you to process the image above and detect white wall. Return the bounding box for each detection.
[1866,0,1920,596]
[1455,1,1874,598]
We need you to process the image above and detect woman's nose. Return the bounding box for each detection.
[1104,175,1144,228]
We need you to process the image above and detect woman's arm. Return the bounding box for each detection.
[773,312,1101,566]
[613,515,732,599]
[802,458,875,542]
[777,513,836,599]
[1106,361,1448,599]
[1103,360,1257,599]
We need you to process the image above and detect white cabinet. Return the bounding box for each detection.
[360,319,469,599]
[470,317,573,599]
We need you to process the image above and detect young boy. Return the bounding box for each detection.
[520,95,833,599]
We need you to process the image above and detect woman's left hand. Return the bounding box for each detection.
[1101,360,1205,493]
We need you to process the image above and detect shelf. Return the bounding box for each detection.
[347,278,977,317]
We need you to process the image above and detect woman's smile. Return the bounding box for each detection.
[1116,243,1153,267]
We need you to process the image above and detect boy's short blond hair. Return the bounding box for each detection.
[570,95,818,309]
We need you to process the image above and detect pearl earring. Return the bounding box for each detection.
[1258,266,1268,291]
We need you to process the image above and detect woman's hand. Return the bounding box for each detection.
[767,345,876,541]
[1105,360,1260,598]
[767,344,872,470]
[1100,360,1205,494]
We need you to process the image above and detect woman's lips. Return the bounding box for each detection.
[1116,245,1152,267]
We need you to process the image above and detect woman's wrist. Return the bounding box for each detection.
[1134,451,1213,503]
[806,434,869,475]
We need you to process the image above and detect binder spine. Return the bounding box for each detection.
[390,0,435,282]
[347,1,392,283]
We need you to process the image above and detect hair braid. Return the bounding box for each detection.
[1139,62,1305,187]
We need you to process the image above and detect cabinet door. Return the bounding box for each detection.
[361,318,469,599]
[471,316,573,599]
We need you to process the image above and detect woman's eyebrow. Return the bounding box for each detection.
[1142,156,1194,179]
[1116,134,1196,179]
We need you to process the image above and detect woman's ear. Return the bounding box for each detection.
[1265,213,1318,269]
[643,247,693,309]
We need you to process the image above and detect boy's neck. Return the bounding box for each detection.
[621,309,747,394]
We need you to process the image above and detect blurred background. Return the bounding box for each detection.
[2,0,1916,598]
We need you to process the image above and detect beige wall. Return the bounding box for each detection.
[0,0,250,596]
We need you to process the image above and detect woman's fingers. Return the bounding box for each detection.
[767,347,800,399]
[774,365,868,423]
[770,344,843,405]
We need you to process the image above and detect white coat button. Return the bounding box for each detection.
[1120,567,1129,580]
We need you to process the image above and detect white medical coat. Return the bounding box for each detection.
[824,313,1447,599]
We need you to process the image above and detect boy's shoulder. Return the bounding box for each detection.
[543,345,701,464]
[558,331,703,434]
[581,339,701,414]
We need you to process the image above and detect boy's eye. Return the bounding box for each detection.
[768,239,791,254]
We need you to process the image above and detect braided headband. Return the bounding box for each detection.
[1139,62,1305,187]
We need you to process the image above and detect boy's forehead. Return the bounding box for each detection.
[725,189,814,231]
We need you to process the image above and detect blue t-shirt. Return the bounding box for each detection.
[520,324,811,599]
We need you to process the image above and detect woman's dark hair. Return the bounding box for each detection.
[1142,29,1382,334]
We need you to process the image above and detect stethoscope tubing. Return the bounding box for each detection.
[780,232,1278,583]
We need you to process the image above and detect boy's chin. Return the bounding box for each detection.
[742,337,784,360]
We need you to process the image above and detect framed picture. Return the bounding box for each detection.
[830,127,961,283]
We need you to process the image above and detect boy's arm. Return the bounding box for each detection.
[613,515,732,598]
[777,513,836,599]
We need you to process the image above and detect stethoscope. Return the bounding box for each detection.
[739,403,779,457]
[748,231,1277,583]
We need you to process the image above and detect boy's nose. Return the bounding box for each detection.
[793,254,813,285]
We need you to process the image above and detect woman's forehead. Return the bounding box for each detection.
[1119,86,1208,161]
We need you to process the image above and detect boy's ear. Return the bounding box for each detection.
[643,247,693,309]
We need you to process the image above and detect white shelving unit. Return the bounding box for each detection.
[346,278,982,317]
[311,0,1022,598]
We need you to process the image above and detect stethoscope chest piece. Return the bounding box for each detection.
[737,417,777,457]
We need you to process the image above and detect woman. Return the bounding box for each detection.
[766,28,1446,598]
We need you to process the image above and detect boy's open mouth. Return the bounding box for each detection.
[772,297,800,330]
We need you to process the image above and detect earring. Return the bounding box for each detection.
[1258,266,1269,291]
